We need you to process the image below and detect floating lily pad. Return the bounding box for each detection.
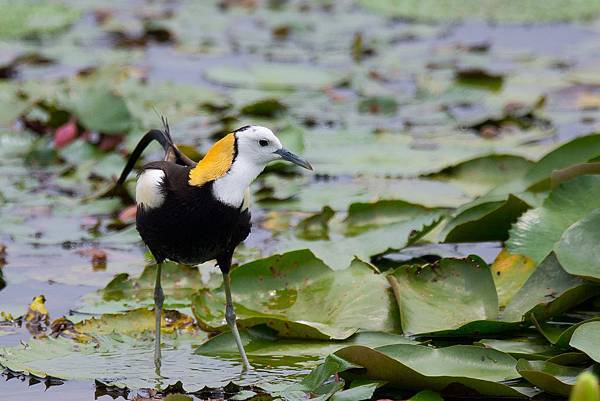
[501,254,597,323]
[431,155,533,198]
[279,210,443,270]
[257,175,471,212]
[555,209,600,281]
[73,87,134,134]
[334,344,524,397]
[197,328,416,364]
[360,0,600,22]
[523,133,600,190]
[387,256,499,335]
[516,359,581,396]
[204,63,341,90]
[72,308,196,337]
[476,337,557,360]
[569,321,600,363]
[491,250,537,308]
[192,250,400,339]
[508,175,600,264]
[0,0,79,39]
[441,194,530,242]
[303,129,546,178]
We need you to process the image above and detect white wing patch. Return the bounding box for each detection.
[136,169,165,209]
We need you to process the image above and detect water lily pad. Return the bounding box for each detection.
[533,316,600,348]
[279,210,443,271]
[441,194,530,242]
[330,380,385,401]
[0,0,79,39]
[501,254,597,323]
[431,155,533,198]
[303,129,546,178]
[555,209,600,281]
[197,328,416,364]
[360,0,600,22]
[476,337,557,360]
[257,175,471,212]
[73,87,134,134]
[191,250,400,339]
[408,390,444,401]
[523,133,600,190]
[204,63,341,90]
[335,344,524,397]
[516,359,581,396]
[508,175,600,264]
[491,249,536,308]
[72,308,196,338]
[387,256,498,335]
[569,321,600,363]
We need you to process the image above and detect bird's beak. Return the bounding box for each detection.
[274,148,313,170]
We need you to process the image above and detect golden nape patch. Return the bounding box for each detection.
[189,133,236,186]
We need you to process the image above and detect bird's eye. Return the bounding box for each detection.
[259,139,269,147]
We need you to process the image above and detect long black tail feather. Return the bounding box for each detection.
[115,129,173,187]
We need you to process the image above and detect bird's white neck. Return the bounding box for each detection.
[212,158,264,207]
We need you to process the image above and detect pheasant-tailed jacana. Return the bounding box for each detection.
[114,123,312,371]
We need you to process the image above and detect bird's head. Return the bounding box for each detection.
[234,125,312,170]
[189,125,312,207]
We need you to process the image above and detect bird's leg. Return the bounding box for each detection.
[222,271,251,372]
[154,262,164,369]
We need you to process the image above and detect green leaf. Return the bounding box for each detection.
[74,87,133,134]
[516,359,581,396]
[279,209,443,271]
[73,308,196,337]
[197,329,417,361]
[330,380,385,401]
[387,257,499,334]
[431,155,533,198]
[0,0,79,39]
[476,337,557,360]
[335,344,525,397]
[257,175,471,212]
[491,250,537,308]
[204,63,341,90]
[534,316,600,348]
[360,0,600,22]
[408,390,444,401]
[508,175,600,263]
[555,209,600,281]
[303,129,546,178]
[501,254,598,323]
[569,321,600,363]
[524,133,600,189]
[191,250,400,339]
[441,194,530,242]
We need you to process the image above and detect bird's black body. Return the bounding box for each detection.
[136,161,251,272]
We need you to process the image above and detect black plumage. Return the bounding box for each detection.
[135,161,251,273]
